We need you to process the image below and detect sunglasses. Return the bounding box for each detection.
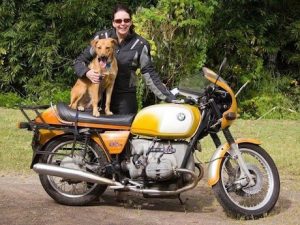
[114,18,131,24]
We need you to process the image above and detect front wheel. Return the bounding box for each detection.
[39,135,110,206]
[212,143,280,218]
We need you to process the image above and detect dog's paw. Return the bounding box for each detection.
[78,106,84,111]
[105,110,113,115]
[93,111,100,117]
[69,104,76,109]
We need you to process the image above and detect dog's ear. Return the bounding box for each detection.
[90,39,99,48]
[110,38,118,46]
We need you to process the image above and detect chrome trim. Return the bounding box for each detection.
[33,163,123,187]
[33,164,200,196]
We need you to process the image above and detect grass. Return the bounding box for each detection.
[0,107,299,179]
[198,119,300,178]
[0,107,34,174]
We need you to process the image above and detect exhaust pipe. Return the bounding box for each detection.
[128,168,200,196]
[33,164,201,196]
[33,163,123,187]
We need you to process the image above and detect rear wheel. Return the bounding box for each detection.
[212,143,280,218]
[39,135,109,206]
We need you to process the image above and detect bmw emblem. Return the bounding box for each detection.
[177,113,186,121]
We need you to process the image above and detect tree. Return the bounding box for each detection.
[133,0,216,106]
[206,0,300,118]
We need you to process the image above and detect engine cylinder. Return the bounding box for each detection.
[125,139,195,181]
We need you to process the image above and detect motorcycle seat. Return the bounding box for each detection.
[56,102,135,126]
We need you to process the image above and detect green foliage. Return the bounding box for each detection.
[241,94,299,120]
[133,0,216,106]
[0,89,70,108]
[239,73,300,119]
[134,0,216,86]
[0,0,299,119]
[206,0,300,119]
[135,69,145,111]
[0,92,23,108]
[0,0,152,104]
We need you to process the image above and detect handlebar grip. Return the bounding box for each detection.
[171,99,185,104]
[184,98,196,105]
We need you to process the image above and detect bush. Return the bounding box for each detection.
[133,0,216,107]
[240,94,299,119]
[0,89,70,108]
[0,92,23,108]
[239,75,300,119]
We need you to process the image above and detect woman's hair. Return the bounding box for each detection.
[112,4,133,19]
[112,4,135,32]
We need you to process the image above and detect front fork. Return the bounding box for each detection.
[228,142,256,187]
[207,128,259,187]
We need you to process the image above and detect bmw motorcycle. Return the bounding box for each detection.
[19,66,280,218]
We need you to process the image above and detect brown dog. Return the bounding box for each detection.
[70,38,118,117]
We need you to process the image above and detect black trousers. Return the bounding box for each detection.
[109,92,138,114]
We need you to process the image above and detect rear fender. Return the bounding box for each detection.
[30,132,66,168]
[30,133,109,168]
[207,138,262,186]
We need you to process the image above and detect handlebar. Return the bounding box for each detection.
[170,85,229,107]
[170,87,202,105]
[171,98,197,105]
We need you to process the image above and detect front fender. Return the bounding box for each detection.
[207,138,262,186]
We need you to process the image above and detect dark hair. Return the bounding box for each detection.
[112,4,134,32]
[112,4,133,19]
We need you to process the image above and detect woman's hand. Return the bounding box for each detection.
[86,70,100,83]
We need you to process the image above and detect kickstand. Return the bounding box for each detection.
[178,194,188,213]
[178,194,184,205]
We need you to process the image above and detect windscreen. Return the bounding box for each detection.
[178,72,209,94]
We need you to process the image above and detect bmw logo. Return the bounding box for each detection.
[177,113,186,121]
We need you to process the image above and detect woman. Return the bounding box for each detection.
[73,4,175,114]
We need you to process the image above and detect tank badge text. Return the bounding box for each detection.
[109,141,122,147]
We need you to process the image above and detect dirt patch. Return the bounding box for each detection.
[0,174,299,225]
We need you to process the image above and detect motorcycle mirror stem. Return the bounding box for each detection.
[213,57,227,88]
[218,57,227,74]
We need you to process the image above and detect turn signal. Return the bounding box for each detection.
[17,122,31,130]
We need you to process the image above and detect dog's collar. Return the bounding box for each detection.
[98,57,111,70]
[105,63,111,70]
[99,63,111,79]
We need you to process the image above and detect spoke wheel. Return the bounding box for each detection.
[212,143,280,218]
[39,135,109,206]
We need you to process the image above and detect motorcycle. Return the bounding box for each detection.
[19,66,280,218]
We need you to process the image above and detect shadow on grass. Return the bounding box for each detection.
[269,194,292,216]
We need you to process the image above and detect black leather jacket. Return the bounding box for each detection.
[73,28,175,102]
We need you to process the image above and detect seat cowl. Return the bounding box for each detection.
[56,102,135,127]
